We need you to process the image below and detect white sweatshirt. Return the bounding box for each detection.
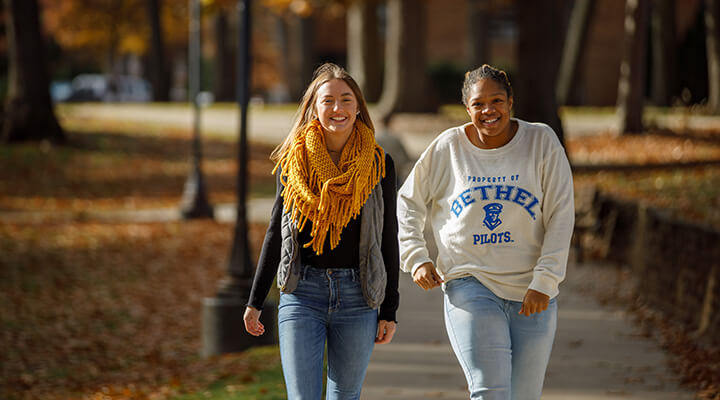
[397,119,574,301]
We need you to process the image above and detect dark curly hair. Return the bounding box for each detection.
[461,64,513,106]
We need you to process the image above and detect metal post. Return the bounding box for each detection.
[224,0,254,296]
[180,0,214,219]
[202,0,275,357]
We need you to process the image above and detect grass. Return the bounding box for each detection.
[173,347,286,400]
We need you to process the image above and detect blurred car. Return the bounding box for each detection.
[67,74,152,102]
[50,80,73,103]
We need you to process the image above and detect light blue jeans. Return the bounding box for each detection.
[278,266,378,400]
[443,276,557,400]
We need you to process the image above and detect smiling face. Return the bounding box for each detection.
[465,78,514,148]
[314,79,359,142]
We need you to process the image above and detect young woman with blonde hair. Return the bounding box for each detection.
[244,63,399,400]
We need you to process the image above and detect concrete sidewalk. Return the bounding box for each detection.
[362,262,695,399]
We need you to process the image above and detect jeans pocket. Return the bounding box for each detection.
[294,277,324,297]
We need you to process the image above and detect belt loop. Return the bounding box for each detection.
[352,268,358,282]
[301,265,309,280]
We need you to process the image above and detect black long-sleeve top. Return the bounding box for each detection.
[248,153,400,322]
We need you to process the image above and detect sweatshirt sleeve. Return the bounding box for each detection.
[247,171,284,310]
[378,154,400,322]
[396,149,435,276]
[528,143,575,298]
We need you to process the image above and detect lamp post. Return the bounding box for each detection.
[180,0,214,219]
[202,0,275,357]
[224,0,253,301]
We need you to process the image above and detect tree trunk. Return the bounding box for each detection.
[617,0,650,134]
[706,0,720,113]
[2,0,64,143]
[376,0,432,125]
[213,10,235,102]
[146,0,170,101]
[287,14,313,102]
[347,0,382,102]
[555,0,594,106]
[466,0,490,68]
[650,0,677,106]
[108,0,122,75]
[516,0,565,145]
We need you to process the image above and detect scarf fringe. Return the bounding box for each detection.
[275,119,385,255]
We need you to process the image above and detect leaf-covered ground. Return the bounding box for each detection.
[1,125,719,399]
[1,131,281,399]
[0,130,277,212]
[1,219,279,399]
[567,130,720,228]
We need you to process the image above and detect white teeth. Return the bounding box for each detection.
[484,117,499,124]
[330,117,346,121]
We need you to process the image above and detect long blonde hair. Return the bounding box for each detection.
[270,63,374,163]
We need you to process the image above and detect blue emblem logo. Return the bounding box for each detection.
[483,203,503,231]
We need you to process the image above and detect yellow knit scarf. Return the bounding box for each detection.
[274,119,385,255]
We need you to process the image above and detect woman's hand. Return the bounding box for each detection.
[519,289,550,316]
[412,262,443,291]
[375,320,397,344]
[243,306,265,336]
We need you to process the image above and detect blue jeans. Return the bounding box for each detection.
[278,266,378,400]
[443,276,557,400]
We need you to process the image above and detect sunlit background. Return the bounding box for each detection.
[1,0,719,399]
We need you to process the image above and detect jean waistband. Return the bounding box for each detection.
[301,265,358,281]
